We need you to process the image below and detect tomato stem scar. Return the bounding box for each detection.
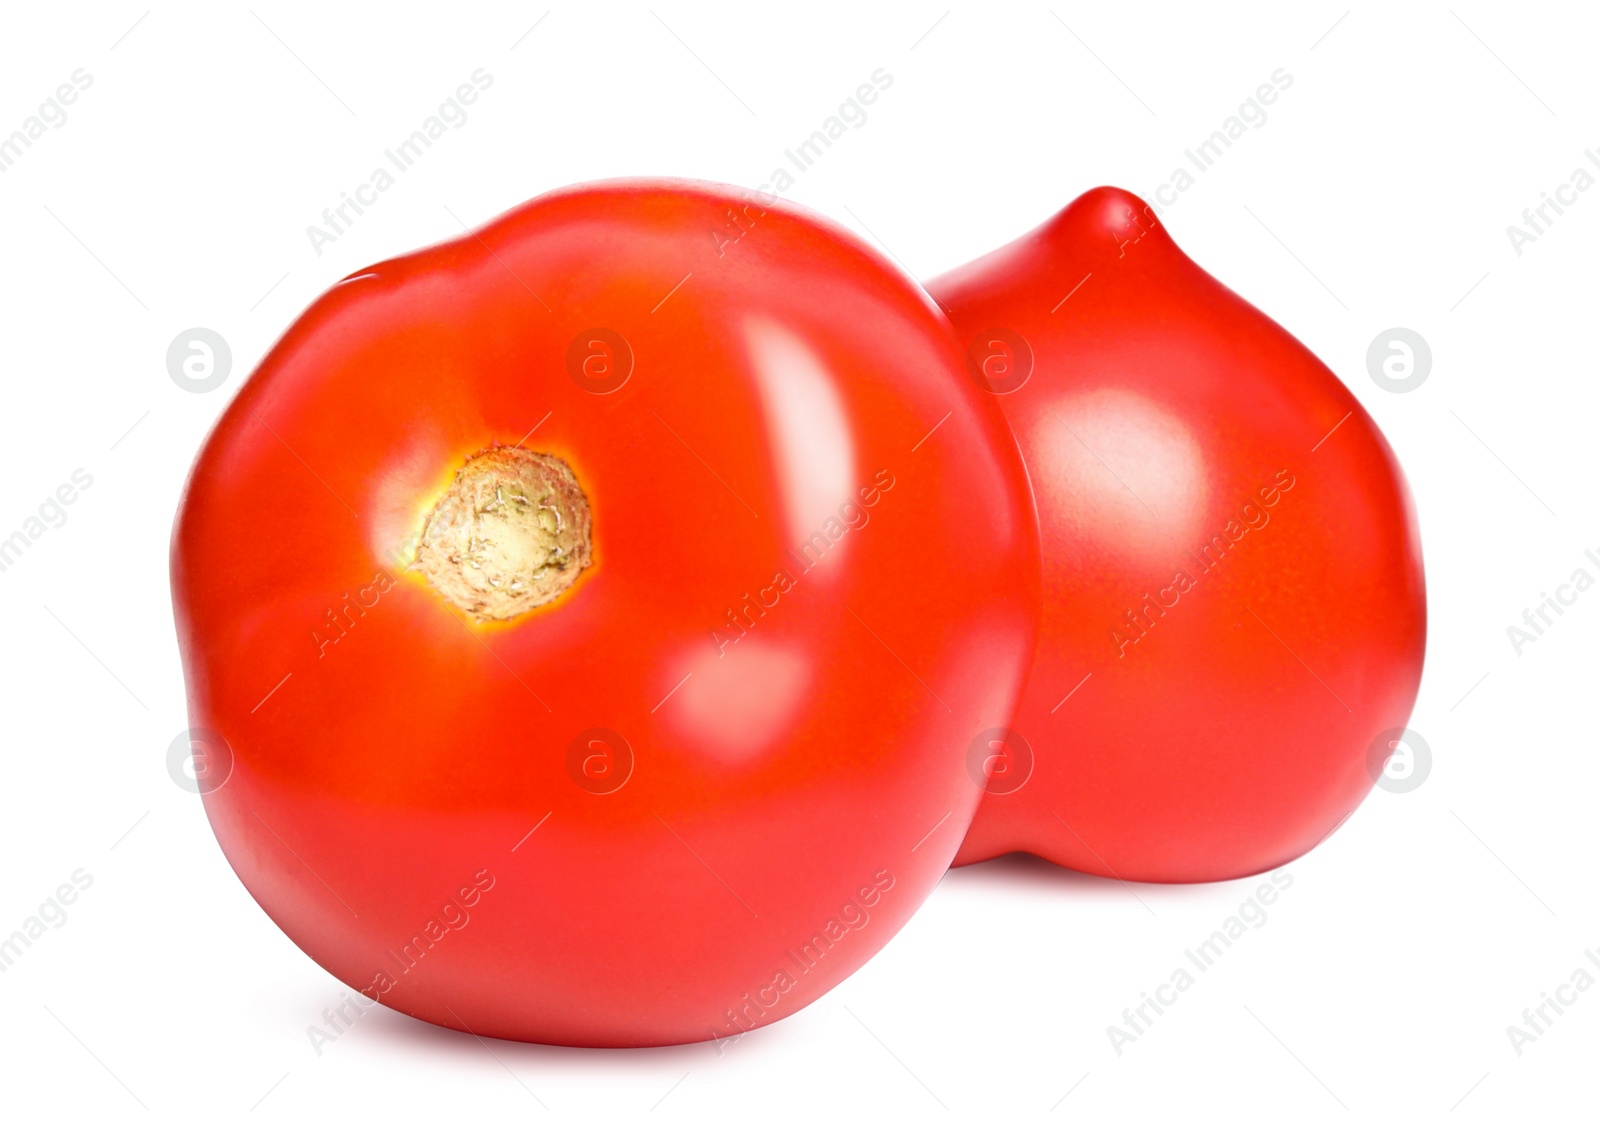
[415,446,593,621]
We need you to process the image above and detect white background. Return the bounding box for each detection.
[0,2,1594,1118]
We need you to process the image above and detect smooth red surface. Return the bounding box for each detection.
[171,180,1039,1046]
[928,187,1426,884]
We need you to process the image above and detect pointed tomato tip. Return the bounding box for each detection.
[1047,186,1174,256]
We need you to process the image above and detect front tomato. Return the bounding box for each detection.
[172,180,1038,1046]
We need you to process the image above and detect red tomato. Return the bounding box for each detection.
[927,187,1425,883]
[172,180,1039,1046]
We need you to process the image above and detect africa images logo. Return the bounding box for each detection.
[1505,547,1600,656]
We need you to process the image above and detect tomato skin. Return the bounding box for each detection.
[172,180,1039,1046]
[928,187,1426,884]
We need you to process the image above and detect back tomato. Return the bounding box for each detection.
[172,180,1038,1045]
[928,187,1426,884]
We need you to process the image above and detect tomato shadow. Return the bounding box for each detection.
[356,994,802,1070]
[941,851,1247,903]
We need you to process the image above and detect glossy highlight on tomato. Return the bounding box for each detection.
[928,187,1426,884]
[171,179,1039,1046]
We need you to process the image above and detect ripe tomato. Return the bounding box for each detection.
[172,180,1039,1046]
[928,187,1425,883]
